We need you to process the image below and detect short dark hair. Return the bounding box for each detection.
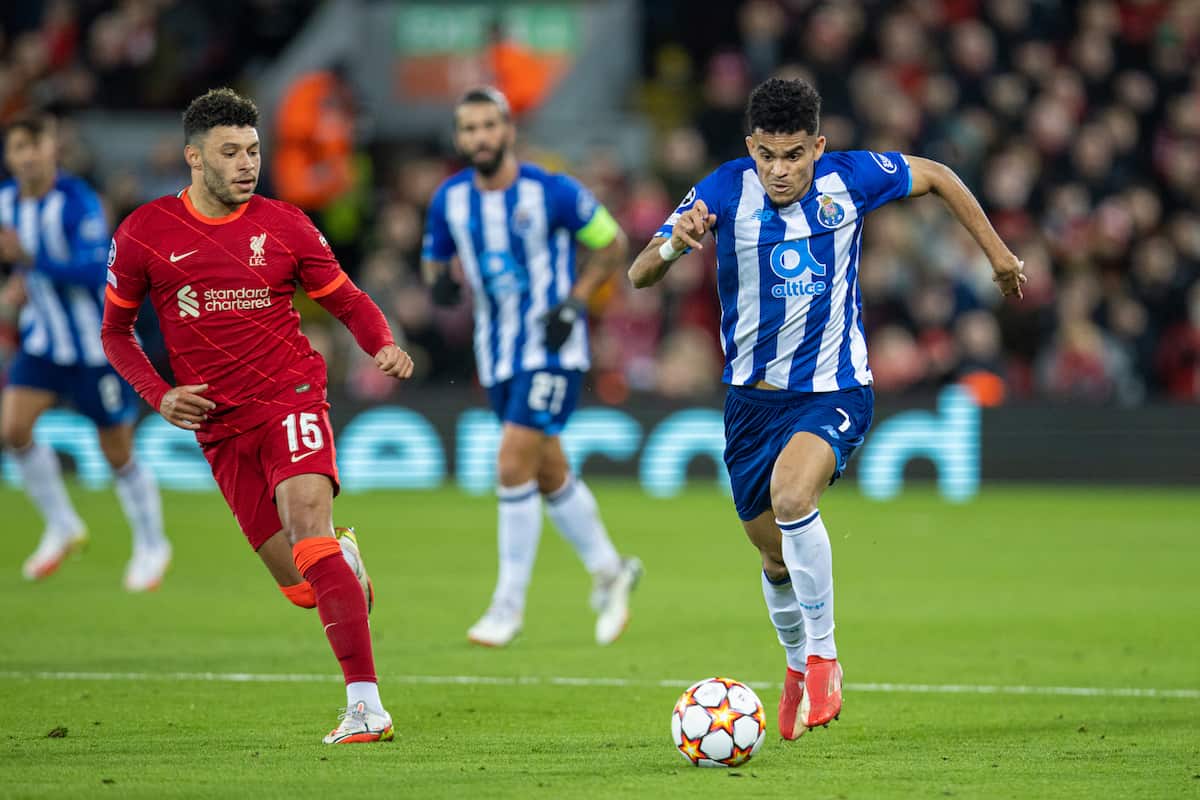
[5,111,55,141]
[456,86,511,120]
[182,88,258,143]
[746,78,822,136]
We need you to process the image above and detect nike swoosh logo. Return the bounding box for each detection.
[290,450,321,463]
[169,250,198,262]
[324,622,338,633]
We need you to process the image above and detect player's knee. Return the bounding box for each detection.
[97,437,132,469]
[772,488,819,524]
[761,553,788,583]
[497,453,536,488]
[0,419,32,451]
[281,502,329,543]
[536,464,568,495]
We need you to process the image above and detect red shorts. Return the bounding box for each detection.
[201,405,340,550]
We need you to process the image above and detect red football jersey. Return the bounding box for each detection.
[105,189,363,442]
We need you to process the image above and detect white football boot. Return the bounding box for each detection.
[591,556,644,645]
[467,604,523,647]
[323,701,394,744]
[22,527,88,581]
[123,542,172,592]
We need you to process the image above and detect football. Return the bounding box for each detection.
[335,526,374,613]
[671,677,766,767]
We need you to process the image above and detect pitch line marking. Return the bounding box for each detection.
[0,671,1196,699]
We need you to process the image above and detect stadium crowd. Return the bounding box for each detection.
[1,0,1198,405]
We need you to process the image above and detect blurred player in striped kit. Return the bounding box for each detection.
[422,88,642,648]
[0,113,169,591]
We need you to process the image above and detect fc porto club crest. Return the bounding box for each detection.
[512,206,533,235]
[816,194,845,228]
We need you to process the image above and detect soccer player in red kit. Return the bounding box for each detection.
[100,88,413,744]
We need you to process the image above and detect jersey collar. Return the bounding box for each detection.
[180,186,251,225]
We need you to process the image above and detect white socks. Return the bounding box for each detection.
[346,680,384,715]
[12,442,84,537]
[761,570,807,671]
[492,480,542,614]
[778,510,837,660]
[545,475,621,579]
[114,458,168,552]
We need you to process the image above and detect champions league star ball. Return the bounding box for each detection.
[671,677,767,767]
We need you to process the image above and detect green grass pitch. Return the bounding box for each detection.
[1,481,1198,798]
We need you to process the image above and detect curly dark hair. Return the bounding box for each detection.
[746,78,822,136]
[456,86,511,120]
[183,88,258,143]
[5,111,55,140]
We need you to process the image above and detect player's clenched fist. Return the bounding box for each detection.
[990,253,1027,299]
[671,199,718,252]
[159,383,216,430]
[374,344,414,379]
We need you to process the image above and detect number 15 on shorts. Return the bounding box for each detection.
[282,412,324,461]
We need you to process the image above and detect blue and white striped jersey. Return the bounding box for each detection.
[422,163,603,387]
[0,173,111,366]
[656,151,912,392]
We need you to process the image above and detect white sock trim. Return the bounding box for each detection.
[498,479,539,502]
[545,474,576,504]
[777,509,821,534]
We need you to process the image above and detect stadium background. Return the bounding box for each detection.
[1,3,1198,797]
[1,0,1198,494]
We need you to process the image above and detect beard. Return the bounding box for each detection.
[202,161,253,207]
[469,143,506,177]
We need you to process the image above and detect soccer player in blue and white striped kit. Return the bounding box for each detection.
[0,113,170,590]
[630,79,1025,738]
[422,88,642,648]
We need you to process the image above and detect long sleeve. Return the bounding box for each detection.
[309,273,395,358]
[32,184,111,288]
[285,203,396,357]
[101,290,171,411]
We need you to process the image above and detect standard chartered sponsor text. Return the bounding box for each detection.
[204,286,271,311]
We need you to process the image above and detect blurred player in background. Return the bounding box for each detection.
[0,113,170,591]
[100,88,413,744]
[422,87,642,648]
[629,78,1025,739]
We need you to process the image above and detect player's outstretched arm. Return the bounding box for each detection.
[628,200,716,289]
[906,155,1026,299]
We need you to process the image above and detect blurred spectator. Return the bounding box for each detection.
[272,62,369,270]
[1155,282,1200,401]
[485,21,552,117]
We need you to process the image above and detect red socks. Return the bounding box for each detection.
[279,581,317,608]
[293,537,376,684]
